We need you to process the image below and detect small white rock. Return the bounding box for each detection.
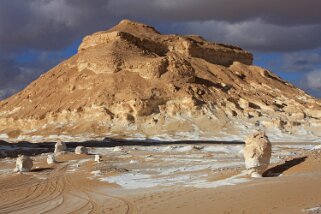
[54,141,67,155]
[75,146,88,154]
[47,154,56,164]
[14,155,33,172]
[94,154,102,163]
[129,160,138,164]
[113,146,123,152]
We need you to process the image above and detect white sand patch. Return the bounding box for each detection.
[0,134,9,140]
[276,144,316,150]
[202,145,243,154]
[303,205,321,213]
[91,170,101,176]
[95,144,247,189]
[90,143,313,190]
[113,146,124,152]
[312,144,321,150]
[0,168,13,175]
[77,159,91,165]
[100,171,249,189]
[129,160,139,164]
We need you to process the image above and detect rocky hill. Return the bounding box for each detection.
[0,20,320,143]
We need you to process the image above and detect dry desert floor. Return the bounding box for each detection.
[0,141,321,214]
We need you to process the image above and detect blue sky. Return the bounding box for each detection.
[0,0,321,99]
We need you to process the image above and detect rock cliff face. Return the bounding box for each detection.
[0,20,320,143]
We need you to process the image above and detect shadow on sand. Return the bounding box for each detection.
[0,138,244,158]
[31,167,54,172]
[263,156,307,177]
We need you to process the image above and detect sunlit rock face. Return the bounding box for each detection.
[0,19,320,143]
[54,142,67,155]
[75,146,88,154]
[14,155,33,172]
[47,154,56,164]
[243,131,272,177]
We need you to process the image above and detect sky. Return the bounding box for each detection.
[1,0,321,99]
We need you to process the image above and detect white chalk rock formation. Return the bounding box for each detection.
[54,141,67,155]
[14,155,33,172]
[113,146,124,152]
[75,146,88,154]
[0,19,320,143]
[243,131,272,177]
[47,154,56,164]
[94,154,102,163]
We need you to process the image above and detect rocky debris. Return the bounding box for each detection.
[243,131,272,177]
[14,155,33,172]
[303,205,321,213]
[47,154,56,164]
[54,142,67,155]
[93,163,129,174]
[75,146,88,154]
[94,154,102,163]
[129,160,138,164]
[0,19,320,142]
[113,146,124,152]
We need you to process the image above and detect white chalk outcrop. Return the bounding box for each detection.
[14,155,33,172]
[94,154,102,163]
[54,141,67,155]
[75,146,88,154]
[47,154,56,164]
[243,131,272,177]
[0,19,320,143]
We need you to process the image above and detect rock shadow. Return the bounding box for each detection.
[31,167,54,172]
[263,156,307,177]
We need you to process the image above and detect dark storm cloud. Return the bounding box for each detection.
[282,51,321,72]
[0,51,68,100]
[0,0,115,51]
[1,0,321,52]
[180,20,321,52]
[108,0,321,26]
[0,59,40,99]
[1,0,321,99]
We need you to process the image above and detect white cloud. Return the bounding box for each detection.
[305,70,321,90]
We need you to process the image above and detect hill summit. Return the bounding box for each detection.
[0,20,320,142]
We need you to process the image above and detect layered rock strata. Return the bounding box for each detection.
[0,20,320,142]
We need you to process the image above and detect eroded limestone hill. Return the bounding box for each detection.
[0,20,320,142]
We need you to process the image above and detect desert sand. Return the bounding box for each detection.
[1,141,321,214]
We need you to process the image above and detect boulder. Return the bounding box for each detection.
[113,146,124,152]
[54,141,67,155]
[47,154,56,164]
[94,154,102,163]
[243,131,272,177]
[14,155,33,172]
[75,146,88,154]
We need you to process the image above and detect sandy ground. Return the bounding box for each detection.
[0,143,321,214]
